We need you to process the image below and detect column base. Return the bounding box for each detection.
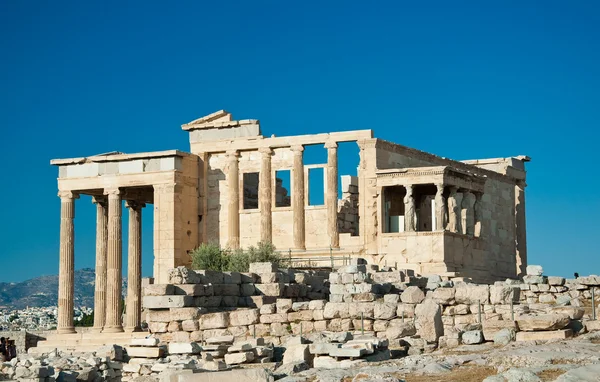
[89,326,104,333]
[57,327,76,334]
[124,326,141,333]
[102,325,124,333]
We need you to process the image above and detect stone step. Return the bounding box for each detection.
[515,329,573,341]
[28,344,115,354]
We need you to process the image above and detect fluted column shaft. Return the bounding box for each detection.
[103,188,123,333]
[404,185,416,232]
[259,148,273,243]
[226,151,240,249]
[125,201,144,332]
[57,191,78,334]
[326,142,339,248]
[434,184,447,231]
[291,145,306,250]
[92,196,108,332]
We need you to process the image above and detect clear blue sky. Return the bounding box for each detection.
[1,1,598,282]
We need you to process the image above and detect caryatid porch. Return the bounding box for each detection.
[51,150,199,334]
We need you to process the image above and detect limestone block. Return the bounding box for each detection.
[228,343,254,352]
[329,347,367,358]
[370,271,405,284]
[538,284,550,292]
[516,314,570,331]
[462,330,483,344]
[577,275,600,285]
[586,320,600,331]
[169,267,200,284]
[431,287,455,305]
[314,320,328,332]
[291,321,315,334]
[539,294,556,304]
[353,318,373,332]
[222,271,242,284]
[516,329,573,341]
[258,272,284,283]
[523,275,545,284]
[200,312,230,329]
[130,337,160,347]
[397,303,416,318]
[490,285,520,304]
[144,284,175,296]
[229,309,260,326]
[313,309,325,321]
[324,302,350,319]
[443,304,469,316]
[250,262,277,273]
[240,272,259,283]
[309,343,341,355]
[308,300,326,310]
[374,302,396,319]
[330,284,346,295]
[260,313,289,324]
[415,300,443,343]
[146,309,171,322]
[277,298,294,313]
[173,331,191,342]
[255,283,284,297]
[169,342,201,354]
[245,295,277,307]
[170,307,205,321]
[283,344,310,365]
[147,322,168,333]
[181,319,199,332]
[493,328,516,345]
[284,283,307,298]
[329,294,344,303]
[205,335,235,344]
[126,347,164,358]
[454,284,489,305]
[168,321,181,332]
[352,292,377,302]
[400,286,425,304]
[313,355,366,369]
[240,283,256,296]
[270,322,292,336]
[175,284,211,296]
[260,304,276,314]
[384,323,416,340]
[329,273,341,284]
[288,310,314,322]
[551,306,585,320]
[338,264,366,274]
[143,296,194,309]
[195,269,224,284]
[526,265,543,276]
[212,284,241,296]
[341,273,354,284]
[548,276,565,286]
[225,351,255,365]
[482,320,518,341]
[383,294,400,304]
[327,318,353,331]
[348,302,375,318]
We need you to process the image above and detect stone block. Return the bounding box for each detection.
[260,313,289,324]
[146,309,171,322]
[385,323,416,339]
[169,266,200,284]
[224,351,255,365]
[348,302,375,318]
[548,276,565,286]
[329,347,367,358]
[493,328,516,345]
[276,298,293,313]
[250,262,277,273]
[586,320,600,331]
[260,303,276,314]
[454,284,489,305]
[199,312,229,329]
[220,296,239,307]
[308,300,326,310]
[324,302,350,319]
[462,330,483,344]
[125,346,164,358]
[400,286,425,304]
[240,272,259,283]
[205,335,235,344]
[144,284,175,296]
[309,343,341,355]
[174,284,208,296]
[526,265,543,276]
[172,331,191,342]
[170,307,205,321]
[240,283,256,296]
[168,321,181,332]
[142,295,194,309]
[245,295,277,307]
[130,337,160,347]
[212,284,240,296]
[431,287,455,305]
[353,292,377,302]
[374,302,396,319]
[222,271,241,284]
[313,355,366,369]
[551,306,585,320]
[516,314,570,331]
[270,322,292,336]
[516,329,573,341]
[147,322,168,333]
[397,303,416,318]
[196,269,224,284]
[255,283,284,297]
[169,342,201,354]
[523,275,545,284]
[327,318,353,331]
[182,319,199,332]
[283,344,310,365]
[383,294,400,304]
[229,309,260,326]
[415,300,443,343]
[482,320,518,341]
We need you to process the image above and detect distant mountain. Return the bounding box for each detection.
[0,268,127,310]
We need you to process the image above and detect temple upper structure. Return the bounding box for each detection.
[50,110,529,334]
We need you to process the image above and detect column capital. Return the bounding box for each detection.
[225,150,240,158]
[258,147,273,155]
[290,145,304,153]
[58,190,79,200]
[125,200,146,210]
[91,195,107,205]
[405,184,413,195]
[103,188,122,197]
[324,141,338,149]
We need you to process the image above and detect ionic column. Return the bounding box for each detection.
[103,188,123,333]
[474,192,483,237]
[226,150,240,249]
[259,147,273,243]
[446,186,462,233]
[291,145,305,250]
[325,142,340,248]
[91,196,108,332]
[404,185,416,232]
[57,190,78,334]
[125,201,144,332]
[434,184,447,231]
[462,191,476,236]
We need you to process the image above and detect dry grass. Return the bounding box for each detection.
[392,365,498,382]
[536,368,566,381]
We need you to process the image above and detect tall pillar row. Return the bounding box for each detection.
[57,191,78,334]
[226,150,240,250]
[434,184,447,231]
[259,147,273,243]
[92,196,108,332]
[291,145,305,250]
[125,201,144,332]
[103,188,123,333]
[325,142,339,248]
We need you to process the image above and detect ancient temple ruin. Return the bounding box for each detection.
[50,110,529,334]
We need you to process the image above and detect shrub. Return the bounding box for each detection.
[189,241,288,272]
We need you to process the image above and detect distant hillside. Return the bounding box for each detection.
[0,268,127,310]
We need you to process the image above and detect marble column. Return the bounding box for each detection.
[434,184,447,231]
[91,196,108,332]
[125,201,144,332]
[325,142,339,248]
[57,191,78,334]
[446,186,462,234]
[404,185,416,232]
[103,188,123,333]
[291,145,305,250]
[259,147,273,243]
[462,191,476,236]
[474,192,483,237]
[226,150,240,249]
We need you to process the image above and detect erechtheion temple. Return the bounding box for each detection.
[50,110,529,335]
